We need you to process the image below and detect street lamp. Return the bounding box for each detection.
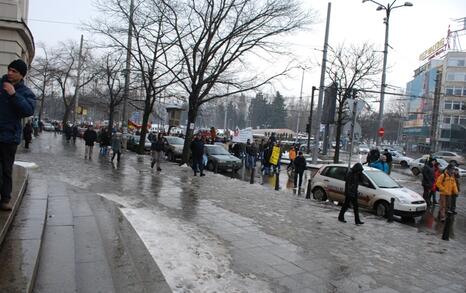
[295,67,305,142]
[362,0,413,146]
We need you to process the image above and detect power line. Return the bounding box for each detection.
[28,18,81,26]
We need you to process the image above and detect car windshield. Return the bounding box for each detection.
[364,170,401,188]
[165,136,184,145]
[206,146,230,155]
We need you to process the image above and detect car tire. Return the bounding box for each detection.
[411,167,420,176]
[312,187,327,201]
[450,160,458,166]
[400,161,408,168]
[375,201,389,218]
[207,161,215,172]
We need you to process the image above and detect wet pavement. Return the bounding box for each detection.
[16,132,466,293]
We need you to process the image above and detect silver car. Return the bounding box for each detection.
[432,151,465,166]
[409,156,466,177]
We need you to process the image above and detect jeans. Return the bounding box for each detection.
[450,194,458,213]
[192,157,204,174]
[294,170,304,188]
[85,145,94,159]
[0,143,17,203]
[151,151,163,169]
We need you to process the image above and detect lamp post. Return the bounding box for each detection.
[362,0,413,146]
[295,67,305,142]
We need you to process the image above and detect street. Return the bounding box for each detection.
[17,133,466,293]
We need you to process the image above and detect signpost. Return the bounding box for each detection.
[378,127,385,137]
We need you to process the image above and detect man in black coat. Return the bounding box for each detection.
[293,151,307,189]
[0,60,36,211]
[83,125,98,159]
[338,163,365,225]
[190,135,205,176]
[421,159,435,206]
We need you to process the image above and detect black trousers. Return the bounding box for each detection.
[0,143,18,203]
[294,170,304,187]
[338,195,361,223]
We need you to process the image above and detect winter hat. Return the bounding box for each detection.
[8,59,28,77]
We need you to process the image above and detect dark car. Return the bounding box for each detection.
[163,136,185,161]
[127,134,151,152]
[204,145,242,173]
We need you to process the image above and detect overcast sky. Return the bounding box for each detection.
[28,0,466,102]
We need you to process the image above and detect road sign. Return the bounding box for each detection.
[378,127,385,137]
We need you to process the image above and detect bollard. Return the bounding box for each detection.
[442,211,453,241]
[387,198,395,223]
[250,166,255,184]
[306,179,312,199]
[275,170,280,191]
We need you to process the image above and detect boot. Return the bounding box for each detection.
[0,202,13,211]
[355,220,364,225]
[157,167,162,171]
[338,215,346,223]
[151,160,155,169]
[200,172,206,177]
[194,171,197,176]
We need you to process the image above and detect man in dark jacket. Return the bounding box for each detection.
[0,59,36,210]
[366,147,380,164]
[23,121,33,149]
[338,163,365,225]
[190,135,205,176]
[83,125,98,159]
[150,133,164,171]
[293,151,306,189]
[421,159,435,206]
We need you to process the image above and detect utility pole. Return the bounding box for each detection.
[122,0,134,131]
[431,68,442,152]
[73,34,84,124]
[306,86,317,154]
[312,2,331,164]
[295,68,305,142]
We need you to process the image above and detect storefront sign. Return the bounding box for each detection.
[419,38,445,61]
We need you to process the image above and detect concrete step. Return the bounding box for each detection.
[0,170,47,293]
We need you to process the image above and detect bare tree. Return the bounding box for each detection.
[48,40,96,126]
[325,43,382,163]
[94,51,126,138]
[160,0,312,162]
[29,44,53,122]
[89,0,179,154]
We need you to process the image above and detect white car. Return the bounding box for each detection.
[311,164,427,219]
[358,144,370,154]
[389,151,413,168]
[409,156,466,177]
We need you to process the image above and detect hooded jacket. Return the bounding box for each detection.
[0,75,36,144]
[345,163,364,198]
[436,171,458,196]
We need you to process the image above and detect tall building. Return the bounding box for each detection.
[403,51,466,152]
[0,0,34,71]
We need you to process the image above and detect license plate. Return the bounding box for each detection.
[416,206,426,211]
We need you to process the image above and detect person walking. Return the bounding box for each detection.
[421,158,435,206]
[72,124,79,143]
[293,151,306,190]
[83,125,98,159]
[435,164,458,222]
[430,159,441,205]
[338,163,365,225]
[287,145,297,171]
[150,133,164,171]
[190,134,205,176]
[23,121,33,149]
[383,149,393,175]
[0,59,36,211]
[450,167,460,215]
[111,132,122,162]
[99,128,110,156]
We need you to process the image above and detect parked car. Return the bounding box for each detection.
[358,144,370,154]
[163,136,185,161]
[42,122,55,131]
[409,156,466,177]
[204,144,242,173]
[432,151,465,166]
[127,134,151,152]
[389,151,413,168]
[311,164,427,219]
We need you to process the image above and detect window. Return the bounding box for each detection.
[360,174,375,189]
[453,116,460,124]
[454,88,463,96]
[463,89,466,96]
[460,117,466,126]
[323,166,348,181]
[445,88,454,96]
[448,59,466,67]
[443,116,451,124]
[444,101,452,110]
[453,101,461,110]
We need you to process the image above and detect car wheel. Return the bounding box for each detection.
[411,167,420,176]
[400,161,408,168]
[207,161,215,172]
[449,160,458,166]
[312,187,327,201]
[375,201,389,218]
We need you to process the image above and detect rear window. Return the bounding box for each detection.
[322,166,348,181]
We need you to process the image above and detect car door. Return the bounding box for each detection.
[322,166,348,202]
[357,174,377,209]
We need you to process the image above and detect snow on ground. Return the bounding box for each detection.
[98,192,273,293]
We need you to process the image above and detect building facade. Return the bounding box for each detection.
[0,0,34,71]
[403,51,466,152]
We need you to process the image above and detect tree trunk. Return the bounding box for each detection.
[138,102,151,155]
[333,105,344,164]
[107,103,115,141]
[181,102,198,164]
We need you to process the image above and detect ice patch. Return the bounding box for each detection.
[14,161,39,168]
